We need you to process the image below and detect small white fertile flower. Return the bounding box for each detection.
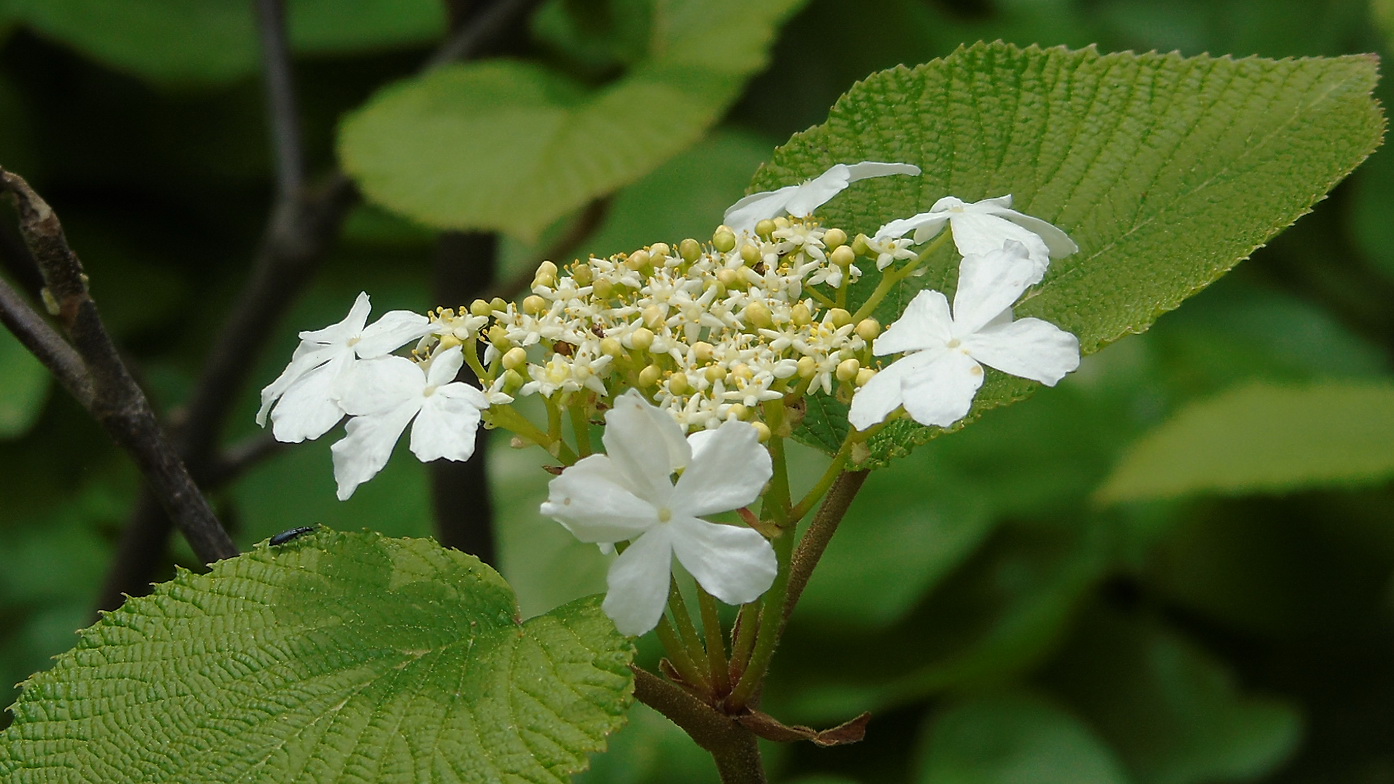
[875,195,1077,280]
[330,346,489,500]
[541,389,776,636]
[257,292,431,443]
[848,242,1080,431]
[723,161,921,233]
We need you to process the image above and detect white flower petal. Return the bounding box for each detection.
[723,185,801,233]
[355,310,432,357]
[602,527,676,636]
[724,161,920,232]
[965,317,1081,385]
[541,455,659,542]
[330,402,421,500]
[875,211,946,242]
[670,517,777,606]
[299,291,371,343]
[842,161,921,181]
[780,164,852,216]
[994,210,1078,258]
[951,243,1038,334]
[874,289,954,356]
[602,390,685,503]
[268,360,349,442]
[256,344,339,426]
[670,420,771,517]
[944,210,1051,266]
[409,388,484,463]
[847,349,939,431]
[336,356,424,416]
[899,350,985,428]
[425,345,466,386]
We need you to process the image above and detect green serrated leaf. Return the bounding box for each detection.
[1045,609,1301,784]
[0,328,50,439]
[14,0,443,86]
[749,42,1383,461]
[0,530,634,783]
[1096,381,1394,504]
[916,692,1131,784]
[338,0,808,240]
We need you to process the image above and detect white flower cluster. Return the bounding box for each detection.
[470,219,897,434]
[256,293,508,500]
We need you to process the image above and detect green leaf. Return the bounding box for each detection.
[748,42,1383,461]
[1097,381,1394,503]
[0,530,634,783]
[13,0,444,86]
[338,0,808,240]
[0,329,50,439]
[916,692,1131,784]
[1044,609,1301,784]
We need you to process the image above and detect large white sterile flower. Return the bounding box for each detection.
[875,194,1077,281]
[541,389,777,636]
[257,292,432,443]
[723,161,921,233]
[330,346,491,500]
[848,242,1080,431]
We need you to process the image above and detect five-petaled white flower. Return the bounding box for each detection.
[848,242,1080,431]
[257,292,432,443]
[541,389,777,636]
[330,346,491,500]
[875,195,1077,282]
[723,161,922,233]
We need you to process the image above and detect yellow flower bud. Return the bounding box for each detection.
[638,364,662,388]
[643,305,665,329]
[754,219,776,238]
[752,421,772,442]
[668,373,691,395]
[745,301,773,329]
[690,341,715,364]
[570,264,593,285]
[790,302,812,326]
[649,243,671,259]
[851,234,871,255]
[740,242,761,265]
[522,295,547,315]
[830,245,856,268]
[593,279,614,300]
[469,299,493,317]
[489,297,508,312]
[716,268,740,289]
[532,260,558,289]
[630,327,655,352]
[797,356,817,378]
[599,337,623,357]
[855,318,881,342]
[824,227,848,248]
[836,358,860,383]
[502,346,528,370]
[487,325,511,348]
[827,308,852,328]
[713,227,737,253]
[679,238,702,262]
[856,367,876,387]
[727,404,750,420]
[705,365,725,383]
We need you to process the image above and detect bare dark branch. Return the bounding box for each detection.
[253,0,306,199]
[0,274,93,408]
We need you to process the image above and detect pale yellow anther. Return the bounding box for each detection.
[522,295,547,315]
[744,301,773,329]
[638,364,662,388]
[827,308,852,328]
[502,347,528,370]
[630,327,655,352]
[824,227,848,248]
[679,238,702,262]
[830,245,856,268]
[713,228,737,253]
[855,318,881,342]
[791,302,812,326]
[836,358,860,383]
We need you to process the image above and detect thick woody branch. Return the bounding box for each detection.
[0,168,237,564]
[631,667,766,784]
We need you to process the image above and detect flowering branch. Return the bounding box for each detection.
[0,168,238,564]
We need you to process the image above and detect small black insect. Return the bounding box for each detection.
[269,525,318,546]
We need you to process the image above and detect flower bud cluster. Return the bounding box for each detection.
[449,219,897,432]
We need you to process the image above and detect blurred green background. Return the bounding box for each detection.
[2,1,1393,782]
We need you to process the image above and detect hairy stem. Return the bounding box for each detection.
[632,667,766,784]
[783,469,869,622]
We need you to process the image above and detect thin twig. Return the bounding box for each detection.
[0,168,237,564]
[423,0,543,70]
[253,0,305,199]
[0,274,94,408]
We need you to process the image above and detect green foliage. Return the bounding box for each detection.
[10,0,444,86]
[749,42,1383,462]
[916,692,1130,784]
[0,531,634,783]
[1045,609,1302,784]
[338,0,807,240]
[0,330,48,438]
[1098,381,1394,502]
